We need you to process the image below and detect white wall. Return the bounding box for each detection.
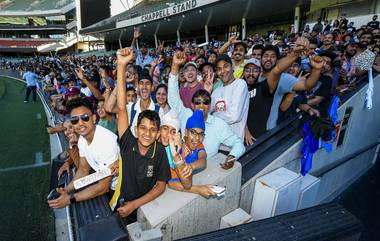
[110,0,134,16]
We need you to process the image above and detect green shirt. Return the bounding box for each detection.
[98,115,117,134]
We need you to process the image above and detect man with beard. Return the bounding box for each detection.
[219,35,248,79]
[354,32,374,77]
[211,54,249,140]
[306,51,336,117]
[320,33,335,52]
[241,58,271,145]
[260,37,325,130]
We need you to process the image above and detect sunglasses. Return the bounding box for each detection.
[193,99,210,105]
[70,113,91,125]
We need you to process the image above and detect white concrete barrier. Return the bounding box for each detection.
[137,153,242,241]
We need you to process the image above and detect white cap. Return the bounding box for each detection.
[160,109,180,131]
[245,58,261,68]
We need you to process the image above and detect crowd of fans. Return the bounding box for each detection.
[1,14,378,225]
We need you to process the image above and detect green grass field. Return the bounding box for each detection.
[0,77,54,241]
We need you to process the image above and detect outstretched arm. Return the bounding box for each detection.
[167,51,188,115]
[75,68,104,100]
[293,55,324,91]
[267,37,309,93]
[219,35,240,54]
[116,48,134,137]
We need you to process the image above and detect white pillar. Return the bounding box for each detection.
[205,25,209,43]
[242,18,246,40]
[177,30,181,43]
[294,6,301,33]
[154,34,158,48]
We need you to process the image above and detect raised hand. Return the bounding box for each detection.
[172,51,187,67]
[74,68,85,80]
[297,70,310,82]
[169,132,182,158]
[117,47,134,66]
[158,40,165,52]
[133,27,141,39]
[309,55,325,70]
[293,37,310,55]
[203,70,215,94]
[125,72,134,83]
[228,34,241,45]
[151,55,164,67]
[99,68,107,79]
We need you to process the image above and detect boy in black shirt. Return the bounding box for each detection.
[113,47,170,224]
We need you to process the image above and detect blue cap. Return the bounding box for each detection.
[186,109,205,130]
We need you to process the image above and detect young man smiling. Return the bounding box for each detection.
[179,62,204,108]
[48,98,120,209]
[168,51,245,170]
[114,48,170,224]
[219,35,248,79]
[211,54,249,140]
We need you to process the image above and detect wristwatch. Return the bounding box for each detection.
[70,193,77,204]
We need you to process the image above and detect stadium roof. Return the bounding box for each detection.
[80,0,309,42]
[0,0,75,16]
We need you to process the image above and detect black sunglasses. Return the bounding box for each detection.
[70,113,90,125]
[193,99,210,105]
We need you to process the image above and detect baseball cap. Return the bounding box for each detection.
[184,62,198,70]
[244,58,261,68]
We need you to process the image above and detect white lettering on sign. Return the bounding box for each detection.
[141,0,197,23]
[116,0,220,29]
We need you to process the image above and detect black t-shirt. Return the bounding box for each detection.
[309,75,333,116]
[368,20,379,29]
[278,92,307,124]
[118,128,170,203]
[246,80,274,139]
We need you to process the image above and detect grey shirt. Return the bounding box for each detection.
[266,73,297,130]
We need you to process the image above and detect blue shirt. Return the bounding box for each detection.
[135,47,154,68]
[266,73,297,130]
[22,71,38,86]
[168,73,245,159]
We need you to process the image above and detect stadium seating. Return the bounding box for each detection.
[0,0,74,11]
[0,39,57,48]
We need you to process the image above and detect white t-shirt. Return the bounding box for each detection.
[211,78,249,140]
[127,98,164,137]
[78,125,120,190]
